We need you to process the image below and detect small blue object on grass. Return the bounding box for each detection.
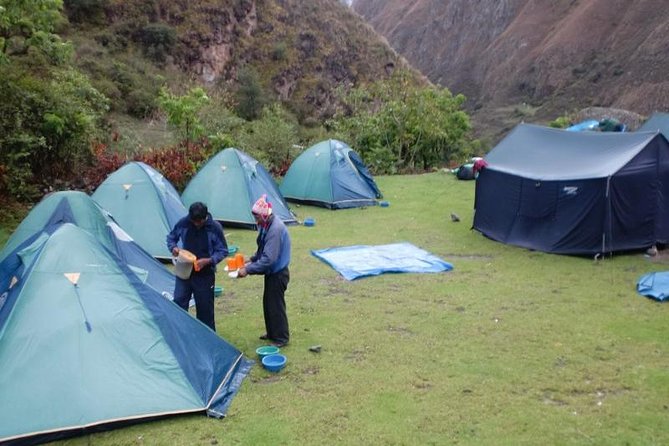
[227,245,239,255]
[214,286,223,297]
[304,217,315,227]
[262,353,287,372]
[256,345,280,359]
[379,201,390,207]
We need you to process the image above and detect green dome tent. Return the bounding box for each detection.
[92,162,187,259]
[0,224,251,444]
[280,139,382,209]
[0,190,175,299]
[182,148,297,228]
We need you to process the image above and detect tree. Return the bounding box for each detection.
[234,66,269,121]
[158,86,210,149]
[236,103,298,172]
[0,0,108,200]
[330,70,472,173]
[0,0,71,64]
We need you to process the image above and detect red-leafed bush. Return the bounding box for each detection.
[82,140,217,193]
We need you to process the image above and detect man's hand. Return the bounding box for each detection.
[237,267,248,278]
[194,258,210,271]
[172,247,179,257]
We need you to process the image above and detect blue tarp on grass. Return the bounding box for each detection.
[311,242,453,281]
[637,272,669,302]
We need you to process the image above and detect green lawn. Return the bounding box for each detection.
[9,172,668,445]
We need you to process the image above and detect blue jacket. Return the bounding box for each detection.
[166,213,228,271]
[246,215,291,275]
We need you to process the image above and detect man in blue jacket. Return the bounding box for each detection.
[238,195,291,347]
[167,202,228,331]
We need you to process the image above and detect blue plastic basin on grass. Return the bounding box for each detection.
[214,286,223,297]
[256,345,280,359]
[304,217,315,227]
[379,201,390,207]
[262,353,287,372]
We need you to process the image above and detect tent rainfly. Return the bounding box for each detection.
[181,148,297,228]
[473,124,669,255]
[0,224,252,444]
[92,162,187,259]
[637,112,669,139]
[280,139,382,209]
[0,190,175,298]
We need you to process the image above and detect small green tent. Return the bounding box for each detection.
[280,139,382,209]
[0,224,251,443]
[182,148,297,228]
[92,162,186,259]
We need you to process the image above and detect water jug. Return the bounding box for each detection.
[173,249,196,279]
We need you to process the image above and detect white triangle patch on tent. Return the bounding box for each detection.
[64,273,81,285]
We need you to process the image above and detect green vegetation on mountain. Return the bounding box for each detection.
[0,0,475,204]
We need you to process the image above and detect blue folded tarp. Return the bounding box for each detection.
[637,272,669,302]
[311,242,453,281]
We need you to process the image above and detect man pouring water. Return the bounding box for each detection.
[166,202,228,331]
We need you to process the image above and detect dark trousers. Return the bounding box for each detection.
[174,271,216,331]
[264,268,290,344]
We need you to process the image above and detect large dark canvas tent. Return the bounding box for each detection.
[182,148,297,228]
[0,191,175,298]
[92,162,187,259]
[637,112,669,138]
[0,224,251,444]
[473,124,669,255]
[280,139,382,209]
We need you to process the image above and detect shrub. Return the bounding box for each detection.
[134,23,177,64]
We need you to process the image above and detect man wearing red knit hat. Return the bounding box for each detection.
[238,194,291,347]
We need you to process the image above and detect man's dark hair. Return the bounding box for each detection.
[188,202,208,221]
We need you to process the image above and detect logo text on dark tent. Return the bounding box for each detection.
[562,186,579,196]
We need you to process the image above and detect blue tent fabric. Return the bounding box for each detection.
[311,242,453,281]
[566,120,600,132]
[637,272,669,302]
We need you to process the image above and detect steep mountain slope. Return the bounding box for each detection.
[353,0,669,136]
[68,0,417,124]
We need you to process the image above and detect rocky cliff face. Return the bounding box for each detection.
[353,0,669,132]
[93,0,416,122]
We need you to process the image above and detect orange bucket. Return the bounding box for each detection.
[234,253,245,269]
[226,257,237,270]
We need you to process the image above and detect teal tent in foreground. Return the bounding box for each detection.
[0,191,175,298]
[280,139,382,209]
[0,224,251,444]
[92,162,187,258]
[182,148,297,228]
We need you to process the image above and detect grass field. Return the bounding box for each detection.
[5,173,668,445]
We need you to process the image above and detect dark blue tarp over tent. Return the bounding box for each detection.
[473,124,669,255]
[637,112,669,139]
